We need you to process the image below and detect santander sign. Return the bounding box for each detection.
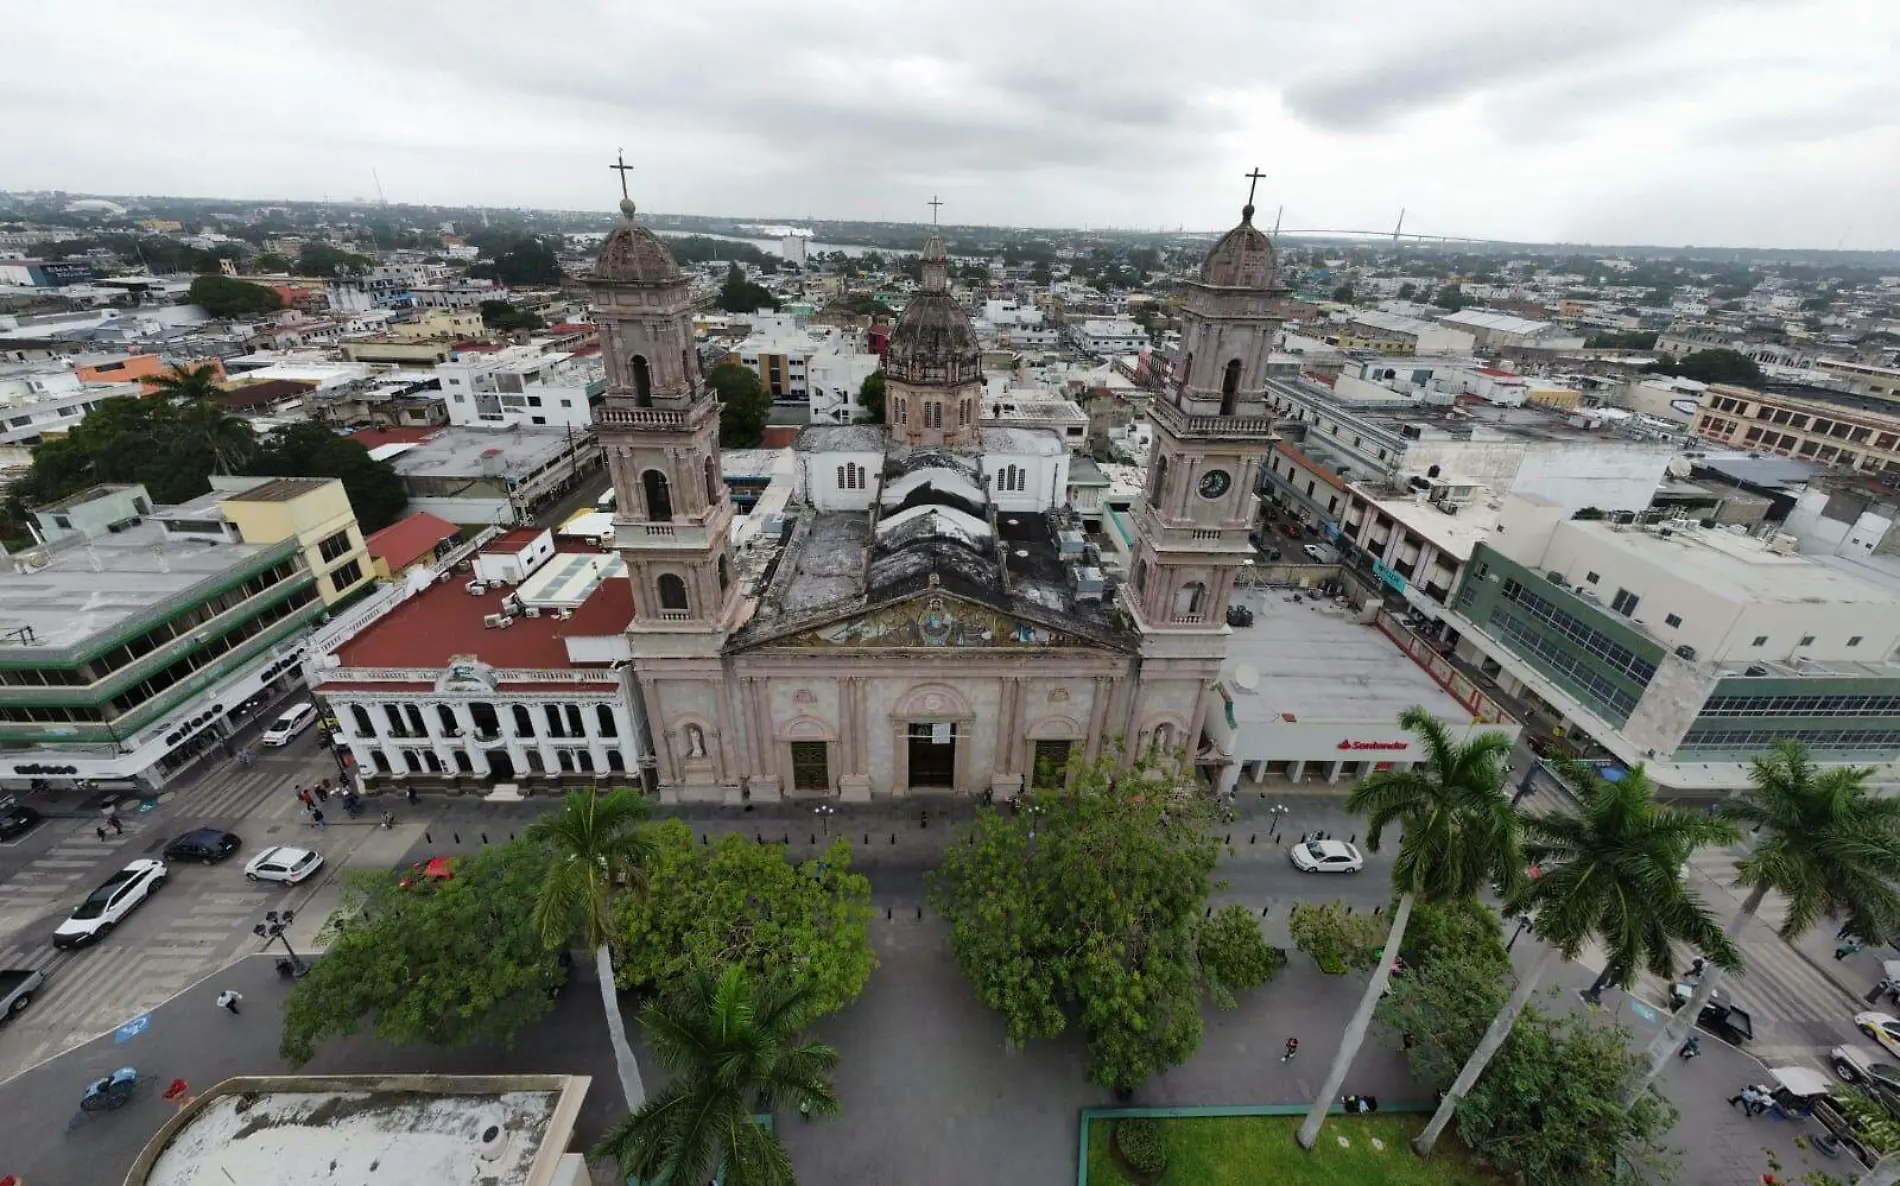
[1337,740,1410,752]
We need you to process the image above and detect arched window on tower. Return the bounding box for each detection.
[1173,581,1206,620]
[1148,453,1168,507]
[657,573,690,612]
[1221,359,1242,415]
[704,456,719,506]
[718,554,731,593]
[643,469,673,522]
[631,355,653,407]
[1179,351,1194,394]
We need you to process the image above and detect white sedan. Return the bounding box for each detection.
[1856,1012,1900,1060]
[1290,839,1365,874]
[244,845,324,885]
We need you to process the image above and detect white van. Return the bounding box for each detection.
[260,702,317,747]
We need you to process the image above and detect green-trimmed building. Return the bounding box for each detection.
[0,484,325,790]
[1445,494,1900,791]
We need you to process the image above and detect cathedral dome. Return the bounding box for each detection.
[1199,205,1276,289]
[885,232,980,384]
[593,198,680,284]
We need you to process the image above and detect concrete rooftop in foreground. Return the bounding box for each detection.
[1222,584,1472,726]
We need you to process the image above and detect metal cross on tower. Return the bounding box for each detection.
[610,149,635,201]
[927,195,943,224]
[1244,168,1267,207]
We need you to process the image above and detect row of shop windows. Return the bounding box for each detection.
[1487,606,1642,720]
[345,700,619,741]
[1679,727,1900,755]
[0,586,318,724]
[370,745,628,777]
[1497,578,1658,684]
[0,560,303,688]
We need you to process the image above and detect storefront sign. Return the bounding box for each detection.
[1337,740,1410,752]
[1371,560,1407,593]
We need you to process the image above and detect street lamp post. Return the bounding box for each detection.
[813,803,836,837]
[1506,915,1532,952]
[254,909,308,976]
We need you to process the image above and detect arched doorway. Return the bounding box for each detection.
[643,470,672,521]
[631,355,653,407]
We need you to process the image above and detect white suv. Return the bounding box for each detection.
[53,859,167,948]
[244,845,324,885]
[260,702,316,747]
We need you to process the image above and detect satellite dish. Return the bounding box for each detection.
[1233,663,1260,692]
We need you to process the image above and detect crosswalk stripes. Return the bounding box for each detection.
[0,821,155,948]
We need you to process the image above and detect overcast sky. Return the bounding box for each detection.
[6,0,1898,248]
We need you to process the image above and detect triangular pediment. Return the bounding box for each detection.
[729,589,1121,654]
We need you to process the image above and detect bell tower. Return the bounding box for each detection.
[1123,175,1287,761]
[587,173,737,637]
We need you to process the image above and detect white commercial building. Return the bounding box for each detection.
[0,364,140,446]
[1345,310,1476,355]
[1069,318,1147,355]
[438,346,603,430]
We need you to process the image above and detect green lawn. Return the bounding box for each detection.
[1085,1114,1504,1186]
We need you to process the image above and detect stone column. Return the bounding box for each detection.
[1326,761,1344,784]
[839,677,870,802]
[745,677,782,801]
[1216,760,1241,800]
[1187,689,1210,768]
[1289,760,1306,783]
[990,677,1025,801]
[1084,675,1112,762]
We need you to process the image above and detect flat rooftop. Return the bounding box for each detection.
[136,1076,584,1186]
[1569,521,1900,606]
[386,427,579,479]
[1222,587,1473,726]
[334,545,631,671]
[1354,489,1493,561]
[0,521,293,653]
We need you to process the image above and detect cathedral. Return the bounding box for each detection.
[590,183,1288,802]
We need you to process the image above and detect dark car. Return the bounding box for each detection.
[0,802,42,841]
[162,828,242,864]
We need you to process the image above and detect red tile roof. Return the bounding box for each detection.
[484,527,547,551]
[761,425,800,448]
[350,425,442,449]
[335,563,635,671]
[364,511,461,573]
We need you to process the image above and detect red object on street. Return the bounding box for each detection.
[163,1079,189,1102]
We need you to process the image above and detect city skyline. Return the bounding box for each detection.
[3,0,1899,250]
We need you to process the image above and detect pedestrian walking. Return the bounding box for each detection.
[95,825,108,842]
[1729,1085,1760,1116]
[215,990,242,1015]
[311,807,326,831]
[314,780,329,803]
[1282,1037,1299,1063]
[1679,1035,1701,1059]
[297,788,314,808]
[1840,920,1858,940]
[380,810,395,830]
[106,814,122,835]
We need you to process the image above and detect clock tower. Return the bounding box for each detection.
[1123,188,1286,760]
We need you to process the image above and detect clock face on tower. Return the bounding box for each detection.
[1198,469,1232,500]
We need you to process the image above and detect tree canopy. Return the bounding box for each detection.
[1431,283,1472,311]
[470,237,563,286]
[1644,347,1763,385]
[929,750,1277,1093]
[480,299,544,334]
[717,263,780,314]
[710,361,771,448]
[187,273,283,318]
[280,840,566,1064]
[857,372,885,423]
[251,420,410,532]
[611,823,876,1019]
[293,242,374,277]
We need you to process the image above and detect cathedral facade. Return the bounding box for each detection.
[591,187,1287,802]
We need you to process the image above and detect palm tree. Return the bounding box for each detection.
[1296,706,1525,1150]
[148,362,224,402]
[527,787,655,1111]
[169,398,255,475]
[1411,761,1741,1155]
[593,964,839,1186]
[1638,742,1900,1096]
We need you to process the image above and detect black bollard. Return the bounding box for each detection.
[453,832,460,844]
[1205,906,1212,918]
[1250,834,1256,844]
[887,906,892,920]
[756,831,763,844]
[1350,833,1357,845]
[481,832,488,845]
[916,906,922,919]
[810,833,816,844]
[1275,833,1282,844]
[509,832,515,842]
[424,831,432,844]
[864,833,870,845]
[1225,833,1231,844]
[702,833,709,845]
[1345,905,1353,915]
[1262,905,1270,917]
[782,833,789,845]
[1301,831,1309,843]
[890,833,896,845]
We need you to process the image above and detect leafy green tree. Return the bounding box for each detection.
[1397,896,1509,980]
[1642,743,1900,1095]
[1397,281,1418,300]
[1413,762,1740,1156]
[1288,900,1385,974]
[1644,347,1763,385]
[930,750,1249,1096]
[479,298,544,333]
[1431,283,1470,312]
[1332,282,1355,303]
[1197,903,1283,1010]
[527,787,656,1111]
[857,372,885,423]
[173,398,256,476]
[280,841,563,1064]
[253,421,408,531]
[718,263,780,314]
[148,362,224,403]
[293,242,373,277]
[710,361,771,448]
[187,274,283,318]
[592,965,839,1186]
[611,823,875,1018]
[472,237,563,286]
[1298,707,1524,1150]
[252,252,294,273]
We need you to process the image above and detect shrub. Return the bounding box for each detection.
[1115,1117,1168,1176]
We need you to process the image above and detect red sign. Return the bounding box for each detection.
[1337,740,1410,752]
